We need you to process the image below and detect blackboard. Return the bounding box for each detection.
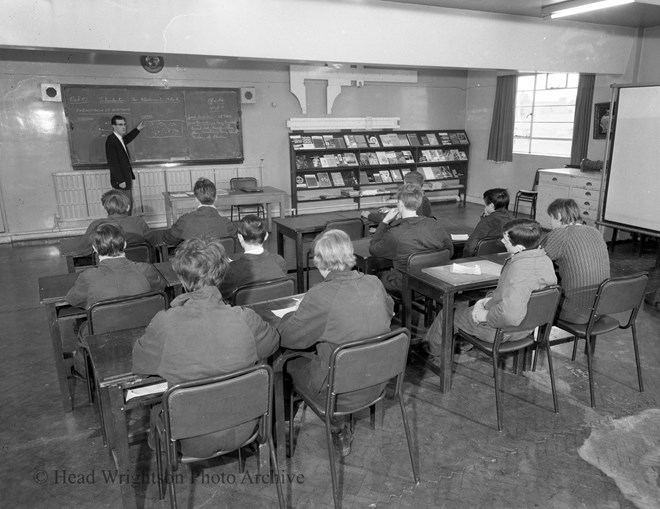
[601,84,660,234]
[62,86,243,167]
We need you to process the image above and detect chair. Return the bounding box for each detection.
[305,218,365,289]
[155,365,285,509]
[230,276,295,306]
[553,272,648,408]
[160,236,235,262]
[287,328,418,509]
[453,286,561,431]
[513,168,542,218]
[92,241,158,265]
[230,177,265,221]
[475,235,507,256]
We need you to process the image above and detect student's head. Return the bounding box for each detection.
[172,237,230,292]
[547,198,582,228]
[93,223,126,257]
[238,215,268,246]
[193,178,217,205]
[101,189,130,215]
[312,229,356,276]
[403,170,425,187]
[110,115,127,135]
[397,183,423,212]
[501,219,542,253]
[483,188,510,213]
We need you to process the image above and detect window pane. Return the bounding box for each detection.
[532,105,575,122]
[514,106,534,122]
[513,137,531,154]
[532,122,574,139]
[517,75,536,91]
[530,138,572,156]
[515,90,534,108]
[567,73,579,88]
[534,88,577,106]
[546,73,567,89]
[514,121,532,138]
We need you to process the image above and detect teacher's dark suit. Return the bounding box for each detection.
[106,128,141,213]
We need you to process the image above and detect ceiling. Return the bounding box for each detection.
[379,0,660,28]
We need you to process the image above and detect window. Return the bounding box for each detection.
[514,73,579,157]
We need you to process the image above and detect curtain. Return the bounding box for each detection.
[487,75,517,162]
[570,74,595,166]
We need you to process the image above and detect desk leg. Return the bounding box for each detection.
[402,275,411,332]
[439,293,455,394]
[276,231,285,258]
[265,201,273,232]
[47,305,73,412]
[295,232,304,293]
[107,385,138,509]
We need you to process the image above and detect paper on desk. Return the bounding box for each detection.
[271,298,302,318]
[170,192,191,198]
[125,381,168,402]
[451,234,469,241]
[451,263,482,275]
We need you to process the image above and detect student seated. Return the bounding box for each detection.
[278,230,394,457]
[462,188,513,257]
[156,177,237,247]
[65,223,166,376]
[361,169,433,223]
[218,214,287,299]
[541,198,610,324]
[424,219,557,356]
[132,237,279,458]
[72,190,153,256]
[369,183,453,293]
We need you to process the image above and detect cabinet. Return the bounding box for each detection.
[535,168,602,228]
[288,130,469,214]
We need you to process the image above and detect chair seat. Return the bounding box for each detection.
[462,332,535,354]
[294,376,385,416]
[516,190,537,199]
[556,315,620,336]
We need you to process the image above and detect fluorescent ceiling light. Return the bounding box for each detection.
[549,0,634,19]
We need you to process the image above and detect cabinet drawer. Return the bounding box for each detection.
[570,187,600,207]
[571,175,601,191]
[539,173,571,187]
[581,209,597,222]
[574,198,599,212]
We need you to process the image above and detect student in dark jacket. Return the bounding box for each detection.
[132,237,279,457]
[369,183,453,293]
[156,178,237,247]
[219,214,287,300]
[462,188,513,257]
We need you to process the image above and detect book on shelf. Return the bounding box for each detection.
[394,151,407,164]
[419,134,430,146]
[449,132,461,145]
[442,166,454,178]
[317,172,332,187]
[371,172,382,183]
[458,150,468,161]
[304,174,319,188]
[419,150,432,163]
[343,153,359,166]
[359,153,371,166]
[451,168,460,178]
[320,156,330,168]
[421,167,435,180]
[325,135,347,149]
[431,167,444,179]
[309,156,323,168]
[344,134,358,148]
[456,131,469,144]
[366,152,380,166]
[295,175,307,189]
[397,134,410,146]
[290,135,304,150]
[438,149,450,162]
[376,152,389,165]
[391,168,403,182]
[401,168,411,178]
[295,155,309,169]
[450,149,462,161]
[426,133,439,146]
[301,136,315,149]
[429,149,441,162]
[406,133,420,146]
[379,170,393,183]
[353,134,368,147]
[385,151,398,164]
[438,132,451,145]
[322,155,337,167]
[367,135,381,148]
[330,172,345,187]
[380,133,397,147]
[334,154,345,167]
[343,171,358,186]
[359,171,370,185]
[403,150,415,163]
[311,135,326,149]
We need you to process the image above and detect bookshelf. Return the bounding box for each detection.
[288,129,469,213]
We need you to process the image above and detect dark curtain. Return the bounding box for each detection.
[487,75,517,162]
[570,73,595,166]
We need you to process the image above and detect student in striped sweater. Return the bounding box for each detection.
[541,198,610,324]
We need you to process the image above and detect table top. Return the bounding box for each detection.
[273,211,363,233]
[164,186,287,200]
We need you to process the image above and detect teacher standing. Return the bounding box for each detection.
[105,116,144,215]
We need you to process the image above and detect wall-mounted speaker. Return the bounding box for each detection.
[241,87,256,104]
[41,83,62,102]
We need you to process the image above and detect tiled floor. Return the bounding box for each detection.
[2,203,660,508]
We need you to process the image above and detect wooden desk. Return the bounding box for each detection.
[401,252,509,393]
[273,211,367,292]
[85,295,302,509]
[352,237,392,274]
[38,273,84,411]
[59,238,94,273]
[163,187,288,231]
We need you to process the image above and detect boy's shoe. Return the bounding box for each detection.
[331,428,352,457]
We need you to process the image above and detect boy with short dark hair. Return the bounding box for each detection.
[462,188,513,257]
[362,170,433,223]
[424,219,557,356]
[218,214,288,299]
[159,178,237,246]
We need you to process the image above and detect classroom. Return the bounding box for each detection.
[2,1,660,508]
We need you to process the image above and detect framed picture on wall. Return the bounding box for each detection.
[594,102,613,139]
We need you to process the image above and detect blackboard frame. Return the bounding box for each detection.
[62,85,244,169]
